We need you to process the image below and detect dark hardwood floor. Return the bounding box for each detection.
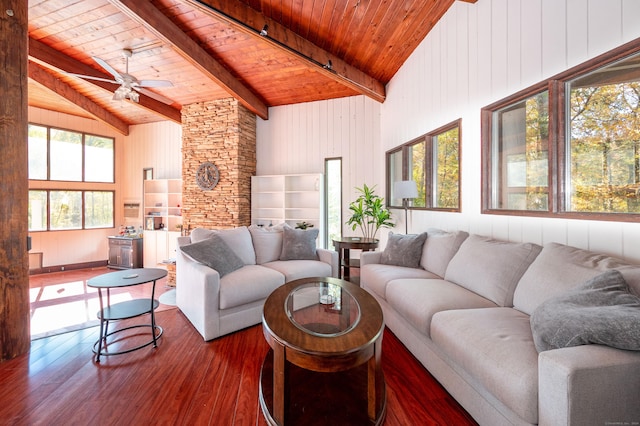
[2,270,478,425]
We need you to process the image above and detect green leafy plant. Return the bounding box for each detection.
[295,221,314,230]
[346,184,394,239]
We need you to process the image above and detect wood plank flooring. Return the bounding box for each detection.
[2,269,478,425]
[0,308,477,425]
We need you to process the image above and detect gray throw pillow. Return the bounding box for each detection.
[380,232,427,268]
[530,269,640,352]
[279,224,319,260]
[180,234,245,277]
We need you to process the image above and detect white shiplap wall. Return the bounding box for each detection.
[256,97,382,232]
[257,0,640,262]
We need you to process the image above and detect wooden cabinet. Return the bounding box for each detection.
[107,237,143,269]
[251,174,325,247]
[143,179,182,268]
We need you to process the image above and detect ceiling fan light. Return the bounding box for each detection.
[113,88,127,101]
[128,91,140,103]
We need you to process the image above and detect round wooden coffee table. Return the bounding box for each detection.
[260,277,386,425]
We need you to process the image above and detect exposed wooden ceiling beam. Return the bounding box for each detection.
[184,0,386,103]
[108,0,269,120]
[28,62,130,135]
[28,38,182,124]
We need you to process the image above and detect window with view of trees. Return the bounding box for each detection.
[482,43,640,221]
[387,120,461,211]
[28,190,114,231]
[28,124,114,182]
[28,123,115,232]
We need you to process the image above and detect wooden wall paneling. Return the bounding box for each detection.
[475,0,493,101]
[490,0,508,98]
[621,222,640,261]
[587,0,622,57]
[520,0,543,86]
[587,221,624,256]
[542,0,568,78]
[566,219,590,252]
[506,1,522,93]
[566,0,590,67]
[622,0,640,41]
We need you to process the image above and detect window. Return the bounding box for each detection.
[28,123,116,232]
[486,91,549,211]
[387,119,461,211]
[28,190,114,231]
[324,157,342,246]
[28,124,114,182]
[482,41,640,221]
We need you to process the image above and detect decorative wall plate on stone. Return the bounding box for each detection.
[196,161,220,190]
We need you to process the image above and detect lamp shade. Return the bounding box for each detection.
[394,180,418,199]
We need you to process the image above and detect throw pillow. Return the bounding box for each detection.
[380,232,427,268]
[279,224,319,260]
[249,224,284,264]
[530,269,640,352]
[180,234,245,277]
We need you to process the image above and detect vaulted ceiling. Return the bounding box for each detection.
[27,0,476,135]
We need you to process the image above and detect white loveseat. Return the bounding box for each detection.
[176,225,338,340]
[360,229,640,426]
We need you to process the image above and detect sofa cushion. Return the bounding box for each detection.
[380,232,427,268]
[179,234,245,277]
[263,259,333,282]
[361,263,440,301]
[190,227,256,266]
[386,278,497,337]
[279,224,319,260]
[513,242,640,315]
[431,308,539,424]
[420,228,469,277]
[444,235,542,306]
[249,224,284,264]
[219,265,285,309]
[530,269,640,352]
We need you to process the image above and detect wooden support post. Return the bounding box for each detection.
[0,0,31,362]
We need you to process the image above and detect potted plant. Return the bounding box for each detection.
[346,184,394,240]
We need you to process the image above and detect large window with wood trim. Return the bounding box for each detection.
[387,119,461,211]
[483,41,640,220]
[28,123,115,231]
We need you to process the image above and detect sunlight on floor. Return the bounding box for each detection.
[29,268,173,340]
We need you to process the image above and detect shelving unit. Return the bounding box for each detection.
[251,174,325,247]
[143,179,182,267]
[143,179,183,232]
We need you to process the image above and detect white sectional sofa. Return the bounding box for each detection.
[176,225,338,341]
[360,229,640,426]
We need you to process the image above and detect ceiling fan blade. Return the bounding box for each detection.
[134,87,175,105]
[137,80,173,88]
[66,73,119,84]
[92,56,123,81]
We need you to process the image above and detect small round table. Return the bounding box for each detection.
[87,268,167,362]
[260,277,386,425]
[332,237,379,283]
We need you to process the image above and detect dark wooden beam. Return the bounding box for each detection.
[28,62,130,136]
[28,38,182,124]
[184,0,386,103]
[108,0,269,120]
[0,0,30,362]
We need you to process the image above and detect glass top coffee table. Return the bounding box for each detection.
[260,277,386,425]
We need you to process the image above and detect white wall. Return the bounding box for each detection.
[28,107,182,268]
[257,0,640,262]
[256,97,382,233]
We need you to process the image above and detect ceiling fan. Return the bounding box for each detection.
[69,49,174,104]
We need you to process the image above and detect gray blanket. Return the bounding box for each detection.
[530,269,640,352]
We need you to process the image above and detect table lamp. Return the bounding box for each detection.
[394,180,418,234]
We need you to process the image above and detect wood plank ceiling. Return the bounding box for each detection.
[27,0,477,135]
